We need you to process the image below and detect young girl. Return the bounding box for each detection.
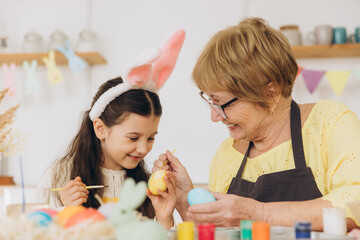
[37,29,186,229]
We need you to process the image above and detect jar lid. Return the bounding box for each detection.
[280,25,299,31]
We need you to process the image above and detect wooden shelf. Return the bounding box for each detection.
[292,43,360,59]
[0,52,107,66]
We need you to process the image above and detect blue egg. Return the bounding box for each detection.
[28,211,52,227]
[187,188,216,206]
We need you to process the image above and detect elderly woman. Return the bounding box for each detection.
[153,17,360,230]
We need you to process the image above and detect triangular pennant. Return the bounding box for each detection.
[302,69,325,94]
[326,71,351,97]
[354,68,360,78]
[295,66,304,80]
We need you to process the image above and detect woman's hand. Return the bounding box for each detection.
[153,150,194,219]
[147,171,176,229]
[60,176,89,206]
[186,192,261,227]
[349,229,360,240]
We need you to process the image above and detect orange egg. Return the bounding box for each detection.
[65,208,105,228]
[148,169,167,195]
[57,205,86,226]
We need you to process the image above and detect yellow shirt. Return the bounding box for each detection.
[209,100,360,224]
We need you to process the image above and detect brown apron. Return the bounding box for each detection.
[227,100,322,202]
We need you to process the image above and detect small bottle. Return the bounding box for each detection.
[197,223,215,240]
[322,207,347,235]
[178,221,195,240]
[241,220,254,240]
[295,221,311,239]
[252,222,270,240]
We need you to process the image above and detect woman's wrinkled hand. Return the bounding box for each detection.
[186,192,261,227]
[60,176,89,206]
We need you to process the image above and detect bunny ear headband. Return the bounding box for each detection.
[89,29,186,121]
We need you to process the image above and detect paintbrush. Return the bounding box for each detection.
[160,148,176,169]
[50,185,109,191]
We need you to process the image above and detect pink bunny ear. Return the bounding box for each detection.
[152,29,186,89]
[124,48,161,87]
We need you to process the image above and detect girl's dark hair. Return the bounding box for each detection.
[52,76,161,218]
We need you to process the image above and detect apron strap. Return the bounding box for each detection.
[235,141,252,178]
[290,100,307,168]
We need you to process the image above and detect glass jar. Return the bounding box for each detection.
[48,30,68,51]
[76,29,97,52]
[22,31,44,53]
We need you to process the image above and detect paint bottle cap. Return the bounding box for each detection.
[197,223,215,240]
[241,220,254,240]
[295,221,311,239]
[252,222,270,240]
[178,221,195,240]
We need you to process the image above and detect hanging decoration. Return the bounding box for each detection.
[57,40,88,74]
[296,66,304,79]
[2,63,16,96]
[23,60,39,95]
[42,50,63,85]
[302,69,325,94]
[325,70,351,97]
[354,68,360,78]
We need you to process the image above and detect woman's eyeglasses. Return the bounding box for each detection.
[199,91,238,119]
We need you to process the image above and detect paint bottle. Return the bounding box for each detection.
[322,207,347,235]
[295,221,311,239]
[241,220,254,240]
[197,223,215,240]
[252,221,270,240]
[178,221,195,240]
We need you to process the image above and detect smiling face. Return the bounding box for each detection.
[96,113,160,170]
[205,90,269,141]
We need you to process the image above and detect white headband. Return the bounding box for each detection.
[89,29,186,121]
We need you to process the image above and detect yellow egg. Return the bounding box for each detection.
[148,169,167,195]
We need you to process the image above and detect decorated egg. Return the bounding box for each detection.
[98,202,117,218]
[65,208,105,228]
[187,188,216,206]
[37,208,58,217]
[148,169,167,195]
[57,205,86,226]
[28,211,52,227]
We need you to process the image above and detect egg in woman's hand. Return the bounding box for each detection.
[187,188,216,206]
[148,169,167,195]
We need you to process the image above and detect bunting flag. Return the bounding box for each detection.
[301,69,325,94]
[23,60,39,95]
[57,40,88,74]
[325,71,351,97]
[2,62,17,96]
[354,68,360,78]
[42,50,63,85]
[296,66,304,79]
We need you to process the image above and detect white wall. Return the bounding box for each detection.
[1,0,360,187]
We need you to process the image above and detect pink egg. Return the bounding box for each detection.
[57,205,86,226]
[65,208,105,228]
[37,208,58,217]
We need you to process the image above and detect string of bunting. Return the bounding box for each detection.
[296,66,360,97]
[0,40,88,97]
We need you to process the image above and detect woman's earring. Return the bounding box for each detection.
[269,105,276,115]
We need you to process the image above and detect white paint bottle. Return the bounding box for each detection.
[322,207,347,236]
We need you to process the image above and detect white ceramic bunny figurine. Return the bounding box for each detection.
[109,178,167,240]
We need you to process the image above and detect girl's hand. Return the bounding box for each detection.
[60,176,89,206]
[152,150,193,217]
[147,171,176,229]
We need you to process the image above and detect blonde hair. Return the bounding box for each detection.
[192,17,298,108]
